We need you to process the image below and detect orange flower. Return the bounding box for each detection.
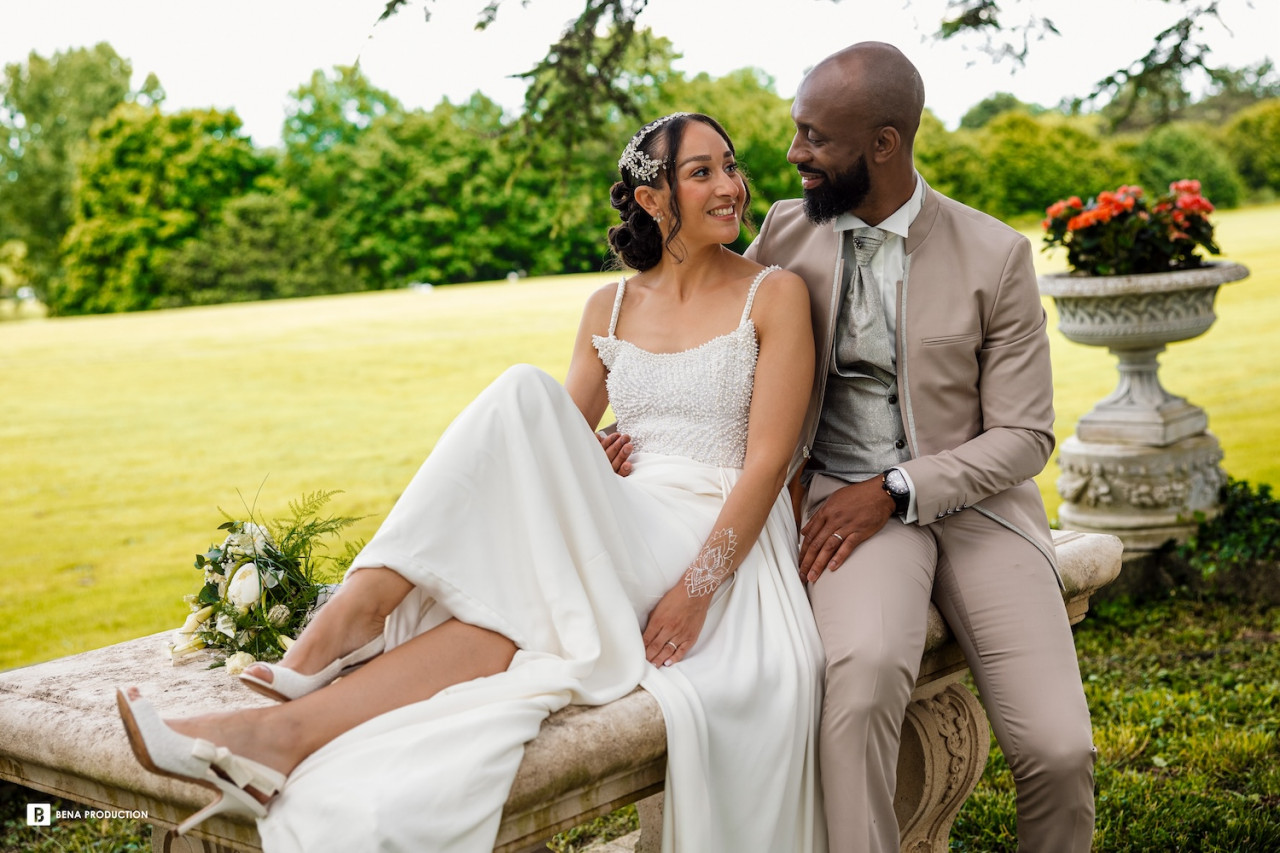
[1067,208,1111,231]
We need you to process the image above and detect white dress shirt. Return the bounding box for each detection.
[828,174,925,519]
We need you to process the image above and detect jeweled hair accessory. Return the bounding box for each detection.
[618,112,690,183]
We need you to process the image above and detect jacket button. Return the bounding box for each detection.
[887,394,898,404]
[894,439,905,449]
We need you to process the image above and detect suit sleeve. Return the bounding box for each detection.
[899,235,1056,523]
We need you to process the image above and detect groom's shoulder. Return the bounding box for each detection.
[929,187,1024,247]
[754,198,824,246]
[759,198,808,229]
[748,198,833,267]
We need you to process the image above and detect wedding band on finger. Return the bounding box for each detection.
[830,532,844,542]
[664,641,678,651]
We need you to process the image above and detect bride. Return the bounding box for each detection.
[118,112,826,853]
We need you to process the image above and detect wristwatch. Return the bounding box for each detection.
[881,468,910,516]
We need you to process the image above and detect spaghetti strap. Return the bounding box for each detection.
[739,265,780,325]
[607,278,628,337]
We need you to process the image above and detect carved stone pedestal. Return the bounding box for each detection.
[1057,433,1226,550]
[1041,262,1248,550]
[895,683,990,853]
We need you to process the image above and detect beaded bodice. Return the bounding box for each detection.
[592,267,778,469]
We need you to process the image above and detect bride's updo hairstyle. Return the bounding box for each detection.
[608,112,751,271]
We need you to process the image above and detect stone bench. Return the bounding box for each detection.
[0,529,1121,853]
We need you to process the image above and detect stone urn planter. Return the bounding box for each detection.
[1040,261,1250,550]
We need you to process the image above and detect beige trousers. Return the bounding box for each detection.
[805,474,1096,853]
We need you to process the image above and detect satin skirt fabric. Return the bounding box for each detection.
[257,365,826,853]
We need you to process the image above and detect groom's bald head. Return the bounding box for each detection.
[804,42,926,154]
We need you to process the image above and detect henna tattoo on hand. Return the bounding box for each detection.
[684,528,738,598]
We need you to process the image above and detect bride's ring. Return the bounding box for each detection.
[664,641,678,651]
[830,532,844,542]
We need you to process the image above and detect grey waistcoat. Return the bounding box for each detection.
[807,266,910,484]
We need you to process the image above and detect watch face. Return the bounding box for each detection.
[886,469,908,494]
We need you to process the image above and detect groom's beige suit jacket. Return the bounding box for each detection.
[746,179,1060,577]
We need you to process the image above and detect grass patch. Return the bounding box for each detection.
[951,599,1280,851]
[0,785,147,853]
[0,272,616,669]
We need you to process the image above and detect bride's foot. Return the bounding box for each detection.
[240,634,384,702]
[116,687,287,834]
[240,569,404,701]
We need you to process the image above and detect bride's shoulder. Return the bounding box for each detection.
[581,278,625,335]
[587,278,622,307]
[746,265,810,328]
[744,263,807,303]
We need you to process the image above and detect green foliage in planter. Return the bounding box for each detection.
[1178,477,1280,595]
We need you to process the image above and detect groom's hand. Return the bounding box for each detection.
[596,430,634,477]
[798,479,894,583]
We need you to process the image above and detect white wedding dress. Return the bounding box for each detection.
[257,267,826,853]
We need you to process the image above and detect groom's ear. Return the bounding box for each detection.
[872,126,902,164]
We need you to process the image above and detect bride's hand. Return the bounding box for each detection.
[641,585,711,668]
[596,430,634,476]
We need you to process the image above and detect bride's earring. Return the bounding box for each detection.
[653,213,664,224]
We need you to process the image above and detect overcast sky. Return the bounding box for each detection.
[3,0,1276,148]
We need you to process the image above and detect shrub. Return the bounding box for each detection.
[1177,478,1280,602]
[977,112,1133,221]
[1134,124,1244,209]
[1223,99,1280,195]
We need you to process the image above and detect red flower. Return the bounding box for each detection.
[1176,194,1214,214]
[1042,178,1220,275]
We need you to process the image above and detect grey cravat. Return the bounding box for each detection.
[834,226,894,373]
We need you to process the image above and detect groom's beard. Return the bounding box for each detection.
[801,155,872,225]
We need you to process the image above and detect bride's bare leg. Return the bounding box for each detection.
[244,567,411,684]
[168,617,517,779]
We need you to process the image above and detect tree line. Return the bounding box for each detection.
[2,39,1278,316]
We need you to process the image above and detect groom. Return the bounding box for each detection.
[744,43,1096,851]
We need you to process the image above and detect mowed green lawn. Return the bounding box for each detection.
[3,205,1277,670]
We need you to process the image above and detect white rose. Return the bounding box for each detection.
[243,522,274,549]
[224,523,274,558]
[227,563,262,610]
[224,651,256,676]
[222,532,247,557]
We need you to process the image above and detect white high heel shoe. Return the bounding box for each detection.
[116,688,286,835]
[238,634,385,702]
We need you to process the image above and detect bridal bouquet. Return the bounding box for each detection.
[169,490,363,672]
[1042,179,1220,276]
